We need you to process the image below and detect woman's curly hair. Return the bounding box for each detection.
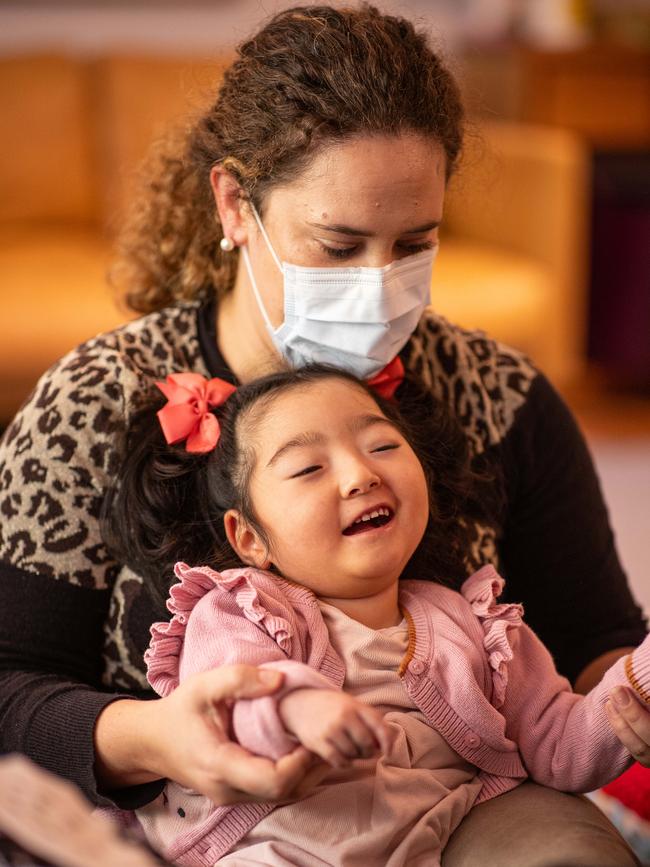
[112,4,464,314]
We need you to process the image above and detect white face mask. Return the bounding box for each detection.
[241,205,438,379]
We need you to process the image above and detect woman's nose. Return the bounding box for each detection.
[361,245,397,268]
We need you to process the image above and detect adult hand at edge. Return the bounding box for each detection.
[143,664,314,804]
[0,754,159,867]
[605,686,650,767]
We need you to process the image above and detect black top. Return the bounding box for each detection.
[0,300,646,809]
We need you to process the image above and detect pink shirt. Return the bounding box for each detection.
[219,601,482,865]
[137,563,650,866]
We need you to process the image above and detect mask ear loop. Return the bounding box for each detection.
[249,202,284,273]
[241,246,277,336]
[242,202,286,335]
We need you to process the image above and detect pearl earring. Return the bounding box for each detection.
[220,237,235,252]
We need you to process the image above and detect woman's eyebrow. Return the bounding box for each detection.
[267,431,325,467]
[307,220,440,237]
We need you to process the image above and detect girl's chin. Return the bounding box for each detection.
[338,570,403,590]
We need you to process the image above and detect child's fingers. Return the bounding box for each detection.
[341,715,381,758]
[327,726,363,760]
[357,705,395,755]
[318,740,350,768]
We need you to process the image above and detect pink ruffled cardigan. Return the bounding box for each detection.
[142,563,650,866]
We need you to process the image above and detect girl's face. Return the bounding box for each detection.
[228,379,429,601]
[213,132,446,336]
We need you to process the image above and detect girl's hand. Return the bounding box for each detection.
[96,665,313,805]
[279,688,394,768]
[147,665,314,803]
[605,686,650,767]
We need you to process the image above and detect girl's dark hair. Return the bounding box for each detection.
[101,366,496,608]
[112,4,464,313]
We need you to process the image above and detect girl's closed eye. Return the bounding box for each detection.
[290,464,322,479]
[371,443,400,453]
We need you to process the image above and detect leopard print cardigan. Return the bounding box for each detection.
[0,302,537,692]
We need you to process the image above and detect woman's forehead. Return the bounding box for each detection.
[266,133,446,226]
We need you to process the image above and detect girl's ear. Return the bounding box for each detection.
[224,509,270,569]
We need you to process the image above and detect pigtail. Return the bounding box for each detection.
[100,403,238,607]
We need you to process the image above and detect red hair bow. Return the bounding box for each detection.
[155,372,236,453]
[367,356,404,399]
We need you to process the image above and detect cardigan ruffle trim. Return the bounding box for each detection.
[461,565,524,709]
[144,562,293,697]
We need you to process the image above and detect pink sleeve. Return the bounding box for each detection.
[500,626,650,791]
[462,566,650,792]
[145,563,339,761]
[233,660,338,760]
[182,590,339,761]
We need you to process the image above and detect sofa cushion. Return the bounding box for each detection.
[0,56,97,224]
[0,226,131,421]
[432,238,551,365]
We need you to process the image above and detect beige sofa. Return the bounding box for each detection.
[0,55,590,423]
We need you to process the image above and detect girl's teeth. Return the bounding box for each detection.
[354,507,389,524]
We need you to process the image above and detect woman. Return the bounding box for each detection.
[0,5,647,865]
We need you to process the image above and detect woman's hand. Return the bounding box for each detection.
[605,686,650,767]
[279,687,394,768]
[95,665,313,805]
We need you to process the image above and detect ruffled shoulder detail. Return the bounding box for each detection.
[215,568,293,656]
[144,562,219,697]
[461,564,524,709]
[144,562,293,697]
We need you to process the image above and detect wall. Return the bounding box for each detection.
[0,0,467,58]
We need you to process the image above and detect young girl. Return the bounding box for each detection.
[103,364,650,867]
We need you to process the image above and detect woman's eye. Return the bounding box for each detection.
[400,240,434,254]
[320,244,358,260]
[290,465,322,478]
[371,444,400,453]
[319,240,434,261]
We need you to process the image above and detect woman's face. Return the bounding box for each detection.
[230,377,429,601]
[235,133,446,331]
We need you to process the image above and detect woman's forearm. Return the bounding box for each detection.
[574,647,636,694]
[93,699,163,789]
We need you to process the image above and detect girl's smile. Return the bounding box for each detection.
[225,377,430,627]
[341,503,394,535]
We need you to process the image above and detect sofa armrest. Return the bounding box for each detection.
[444,120,591,384]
